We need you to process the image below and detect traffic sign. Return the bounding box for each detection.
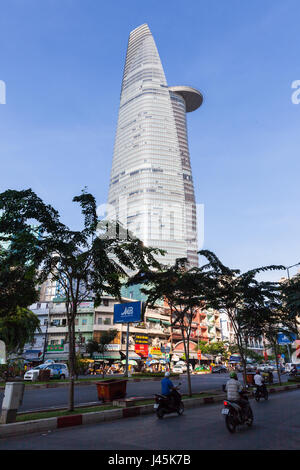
[277,333,297,345]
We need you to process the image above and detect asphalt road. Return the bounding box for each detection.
[0,388,299,450]
[0,372,288,413]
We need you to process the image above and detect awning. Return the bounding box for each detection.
[93,351,142,360]
[93,352,121,360]
[147,317,160,323]
[44,353,69,361]
[24,350,43,360]
[161,321,171,326]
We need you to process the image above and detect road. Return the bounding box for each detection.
[0,389,299,450]
[0,372,288,413]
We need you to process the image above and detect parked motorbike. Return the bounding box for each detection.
[154,384,184,419]
[221,390,253,433]
[253,385,268,402]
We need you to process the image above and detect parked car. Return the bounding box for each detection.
[172,365,184,374]
[24,362,69,381]
[173,362,193,373]
[211,365,228,374]
[258,364,269,372]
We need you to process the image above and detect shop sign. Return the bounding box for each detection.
[150,347,162,356]
[106,344,120,351]
[47,345,64,351]
[135,334,148,345]
[78,301,94,313]
[135,344,148,357]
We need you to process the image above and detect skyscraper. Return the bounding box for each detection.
[107,24,202,267]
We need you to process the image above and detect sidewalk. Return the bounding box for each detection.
[1,381,299,439]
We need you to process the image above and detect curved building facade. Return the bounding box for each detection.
[107,24,202,267]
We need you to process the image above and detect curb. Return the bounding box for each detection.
[1,383,299,439]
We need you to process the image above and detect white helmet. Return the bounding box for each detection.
[165,371,170,377]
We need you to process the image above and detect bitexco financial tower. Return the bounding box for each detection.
[107,24,202,267]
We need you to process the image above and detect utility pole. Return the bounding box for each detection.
[125,323,130,377]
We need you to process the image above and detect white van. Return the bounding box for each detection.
[24,362,69,381]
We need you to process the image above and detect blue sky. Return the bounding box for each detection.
[0,0,299,280]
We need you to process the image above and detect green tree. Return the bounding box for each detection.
[197,250,285,385]
[0,228,41,353]
[281,273,300,335]
[128,258,208,397]
[0,188,162,410]
[86,339,101,359]
[0,306,40,355]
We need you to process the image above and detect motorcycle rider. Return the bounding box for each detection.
[225,371,251,421]
[254,369,267,395]
[161,371,179,407]
[291,364,297,376]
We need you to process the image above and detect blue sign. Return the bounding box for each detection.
[229,355,241,362]
[161,346,171,353]
[114,301,142,324]
[277,333,297,345]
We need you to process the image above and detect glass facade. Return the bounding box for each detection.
[107,24,202,267]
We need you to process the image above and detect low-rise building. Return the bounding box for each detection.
[23,302,50,361]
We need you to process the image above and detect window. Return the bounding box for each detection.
[82,319,87,325]
[104,318,111,325]
[97,318,103,325]
[103,299,109,306]
[75,319,79,326]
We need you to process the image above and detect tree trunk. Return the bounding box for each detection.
[68,317,75,412]
[273,340,282,386]
[237,335,247,387]
[182,327,192,397]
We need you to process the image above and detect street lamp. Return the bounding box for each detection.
[286,262,300,281]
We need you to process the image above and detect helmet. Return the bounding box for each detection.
[165,371,170,377]
[230,371,237,379]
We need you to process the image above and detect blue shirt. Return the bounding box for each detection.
[161,377,174,396]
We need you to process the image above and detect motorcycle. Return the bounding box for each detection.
[221,390,253,433]
[253,385,268,402]
[154,384,184,419]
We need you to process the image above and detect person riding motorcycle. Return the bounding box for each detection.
[161,371,179,407]
[225,371,251,420]
[291,364,297,376]
[254,369,267,394]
